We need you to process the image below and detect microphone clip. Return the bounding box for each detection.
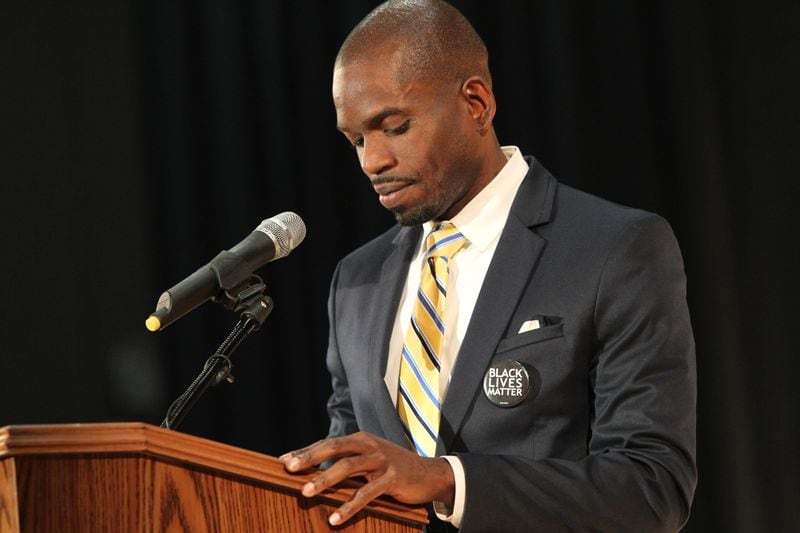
[212,274,274,330]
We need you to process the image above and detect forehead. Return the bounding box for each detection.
[333,60,409,123]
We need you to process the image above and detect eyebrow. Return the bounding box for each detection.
[337,107,405,133]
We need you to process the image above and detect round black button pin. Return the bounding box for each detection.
[483,360,530,407]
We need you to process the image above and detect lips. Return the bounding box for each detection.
[373,180,413,209]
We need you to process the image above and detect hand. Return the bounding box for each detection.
[280,432,455,526]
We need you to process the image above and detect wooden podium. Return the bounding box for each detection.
[0,423,427,532]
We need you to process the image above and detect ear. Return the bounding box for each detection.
[461,76,496,134]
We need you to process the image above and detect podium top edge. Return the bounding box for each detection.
[0,422,428,525]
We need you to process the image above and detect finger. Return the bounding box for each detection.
[283,434,371,472]
[329,474,390,526]
[301,455,371,497]
[279,439,326,460]
[279,439,327,471]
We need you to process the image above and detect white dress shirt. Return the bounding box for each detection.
[384,146,529,527]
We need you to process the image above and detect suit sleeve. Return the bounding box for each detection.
[325,260,360,439]
[457,215,697,532]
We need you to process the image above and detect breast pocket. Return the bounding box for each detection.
[495,322,564,354]
[453,323,567,459]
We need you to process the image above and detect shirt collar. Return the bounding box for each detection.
[424,146,528,252]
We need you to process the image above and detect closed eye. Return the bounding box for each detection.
[345,119,409,149]
[385,120,410,136]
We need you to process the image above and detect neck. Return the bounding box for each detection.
[476,133,510,191]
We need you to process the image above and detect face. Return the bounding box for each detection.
[333,52,485,226]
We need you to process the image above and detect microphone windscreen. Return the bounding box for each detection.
[256,211,306,259]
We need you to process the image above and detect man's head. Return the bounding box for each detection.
[333,0,506,226]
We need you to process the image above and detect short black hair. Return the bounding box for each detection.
[336,0,490,87]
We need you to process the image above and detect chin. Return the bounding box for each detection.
[391,204,440,227]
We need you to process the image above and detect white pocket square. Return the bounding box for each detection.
[518,319,541,334]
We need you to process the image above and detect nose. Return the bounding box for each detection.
[360,137,397,176]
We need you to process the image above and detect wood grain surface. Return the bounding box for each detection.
[0,459,20,532]
[0,423,427,532]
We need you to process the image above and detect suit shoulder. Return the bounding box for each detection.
[556,183,656,222]
[517,157,672,239]
[340,224,401,265]
[554,183,674,238]
[334,224,417,285]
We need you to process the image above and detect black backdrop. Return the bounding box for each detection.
[1,1,798,531]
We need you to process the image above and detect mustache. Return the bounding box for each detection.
[370,176,415,187]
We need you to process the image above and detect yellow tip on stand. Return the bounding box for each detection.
[145,315,161,332]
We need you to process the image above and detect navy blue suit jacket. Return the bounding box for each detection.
[325,157,697,532]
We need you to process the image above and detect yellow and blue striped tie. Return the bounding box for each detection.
[397,222,467,457]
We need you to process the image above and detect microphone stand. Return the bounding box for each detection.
[160,276,273,430]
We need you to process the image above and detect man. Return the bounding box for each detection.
[280,1,697,531]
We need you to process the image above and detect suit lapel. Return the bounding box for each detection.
[368,225,421,446]
[439,159,556,452]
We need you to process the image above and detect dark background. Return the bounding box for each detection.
[1,1,797,531]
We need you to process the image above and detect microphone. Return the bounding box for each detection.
[145,212,306,332]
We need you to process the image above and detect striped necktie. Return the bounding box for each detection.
[397,222,468,457]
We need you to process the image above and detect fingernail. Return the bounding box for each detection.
[287,458,300,470]
[329,512,341,525]
[302,482,314,496]
[278,453,290,461]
